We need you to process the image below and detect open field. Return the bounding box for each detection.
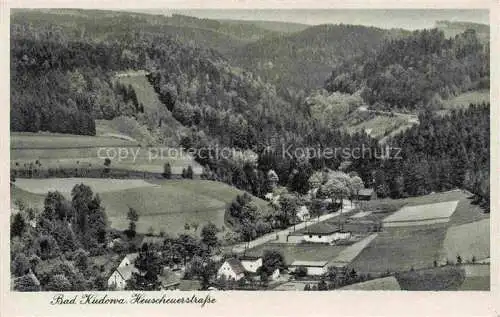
[100,179,269,236]
[13,178,156,195]
[442,219,490,262]
[329,234,378,266]
[443,90,490,109]
[365,190,489,226]
[11,178,267,237]
[345,114,416,140]
[11,133,203,176]
[349,225,448,274]
[244,242,347,266]
[11,132,138,149]
[395,266,466,291]
[339,276,401,290]
[114,72,185,146]
[10,185,45,211]
[96,118,155,145]
[382,200,458,227]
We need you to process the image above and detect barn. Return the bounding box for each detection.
[303,223,352,244]
[288,260,329,276]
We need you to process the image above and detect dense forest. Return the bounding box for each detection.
[231,24,404,95]
[380,104,489,207]
[325,28,489,111]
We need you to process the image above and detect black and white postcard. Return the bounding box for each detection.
[0,1,498,316]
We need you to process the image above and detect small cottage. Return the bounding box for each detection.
[288,260,329,276]
[107,265,139,290]
[217,258,246,281]
[239,256,263,273]
[303,223,351,244]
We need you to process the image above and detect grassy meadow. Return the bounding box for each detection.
[11,178,268,237]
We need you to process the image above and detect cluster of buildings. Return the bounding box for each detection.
[216,255,280,282]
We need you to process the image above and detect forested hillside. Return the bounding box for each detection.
[379,105,489,207]
[231,24,402,94]
[10,9,490,205]
[325,28,489,111]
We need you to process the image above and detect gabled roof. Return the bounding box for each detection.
[225,258,246,275]
[239,255,261,262]
[290,260,328,267]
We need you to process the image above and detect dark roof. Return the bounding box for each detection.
[226,258,246,275]
[358,188,374,196]
[304,222,340,235]
[239,255,261,261]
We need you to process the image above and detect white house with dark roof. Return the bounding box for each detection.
[217,258,246,281]
[107,253,140,290]
[303,223,351,244]
[107,265,139,290]
[239,255,263,273]
[288,260,329,276]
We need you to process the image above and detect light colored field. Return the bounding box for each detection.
[345,115,415,140]
[11,132,138,149]
[329,233,378,266]
[96,118,155,146]
[100,180,269,236]
[13,178,156,195]
[383,200,458,224]
[11,178,268,237]
[114,73,185,146]
[11,145,203,175]
[442,219,490,262]
[443,90,490,109]
[368,190,489,227]
[339,276,401,290]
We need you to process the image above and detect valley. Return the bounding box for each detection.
[9,8,490,293]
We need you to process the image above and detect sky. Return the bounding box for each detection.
[130,9,489,30]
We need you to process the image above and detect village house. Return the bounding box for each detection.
[107,265,139,290]
[217,256,280,282]
[217,258,246,281]
[107,253,139,290]
[288,260,329,276]
[303,223,351,244]
[239,255,263,273]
